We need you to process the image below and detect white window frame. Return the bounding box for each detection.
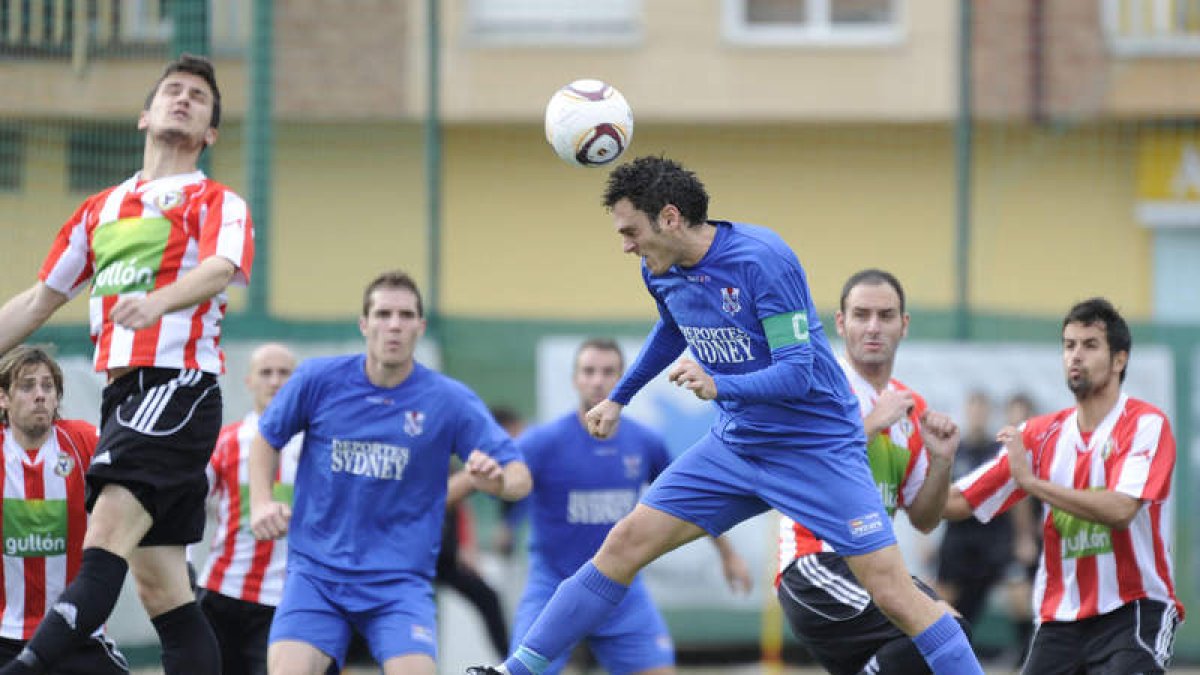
[722,0,905,47]
[119,0,172,43]
[466,0,642,48]
[1102,0,1200,57]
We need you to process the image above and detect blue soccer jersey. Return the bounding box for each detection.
[611,221,862,451]
[257,354,521,582]
[519,412,671,579]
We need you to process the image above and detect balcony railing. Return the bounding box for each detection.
[1103,0,1200,56]
[0,0,248,69]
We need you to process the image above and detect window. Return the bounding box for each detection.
[723,0,904,46]
[1103,0,1200,56]
[67,126,142,193]
[0,128,23,191]
[467,0,642,47]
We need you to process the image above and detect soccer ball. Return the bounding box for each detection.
[544,79,634,168]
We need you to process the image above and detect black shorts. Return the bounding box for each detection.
[198,589,274,675]
[1022,599,1180,675]
[0,634,128,674]
[88,367,222,546]
[777,552,946,675]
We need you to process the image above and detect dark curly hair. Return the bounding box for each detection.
[602,156,709,228]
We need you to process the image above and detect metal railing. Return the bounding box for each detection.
[1103,0,1200,55]
[0,0,247,67]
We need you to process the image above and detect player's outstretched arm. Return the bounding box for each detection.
[109,256,236,331]
[907,410,960,533]
[999,425,1140,529]
[709,536,752,595]
[0,282,69,355]
[464,449,531,501]
[248,432,290,540]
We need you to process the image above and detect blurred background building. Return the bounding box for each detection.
[2,0,1198,669]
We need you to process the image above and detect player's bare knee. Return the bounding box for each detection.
[596,516,656,577]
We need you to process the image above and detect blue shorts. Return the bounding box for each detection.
[642,432,895,556]
[269,569,437,668]
[511,570,673,675]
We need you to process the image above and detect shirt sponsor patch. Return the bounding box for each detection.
[847,511,884,539]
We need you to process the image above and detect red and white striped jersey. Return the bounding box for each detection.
[957,394,1184,624]
[778,360,928,576]
[0,420,95,639]
[199,412,300,606]
[39,171,254,375]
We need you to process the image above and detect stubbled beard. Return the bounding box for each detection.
[1068,373,1099,399]
[18,420,51,439]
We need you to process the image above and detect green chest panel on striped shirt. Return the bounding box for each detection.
[865,434,912,518]
[3,499,68,557]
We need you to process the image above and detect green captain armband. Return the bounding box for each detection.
[763,311,810,350]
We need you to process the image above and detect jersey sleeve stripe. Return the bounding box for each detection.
[957,454,1018,523]
[39,216,93,298]
[212,191,253,285]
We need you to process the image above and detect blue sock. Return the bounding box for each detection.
[912,612,985,675]
[503,562,628,675]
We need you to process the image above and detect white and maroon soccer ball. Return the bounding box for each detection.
[544,79,634,168]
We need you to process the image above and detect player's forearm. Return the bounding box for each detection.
[496,461,532,501]
[0,283,68,355]
[711,347,813,402]
[1021,478,1140,529]
[247,433,281,507]
[942,487,974,522]
[446,471,475,509]
[610,319,686,404]
[709,535,737,560]
[907,457,954,533]
[147,256,237,314]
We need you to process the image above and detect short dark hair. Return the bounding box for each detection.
[1062,297,1131,383]
[145,53,221,129]
[603,156,709,227]
[489,405,523,430]
[362,270,424,318]
[575,337,625,372]
[0,345,64,425]
[840,268,906,313]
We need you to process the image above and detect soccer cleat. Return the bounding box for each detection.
[465,667,505,675]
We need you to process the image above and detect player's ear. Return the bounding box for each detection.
[835,311,847,337]
[658,204,682,230]
[1113,350,1129,378]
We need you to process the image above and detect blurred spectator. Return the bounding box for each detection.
[1002,393,1040,665]
[935,392,1013,637]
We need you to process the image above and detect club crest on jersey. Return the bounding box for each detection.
[154,189,184,212]
[898,417,914,437]
[54,452,74,477]
[622,454,642,480]
[720,287,741,314]
[403,410,425,436]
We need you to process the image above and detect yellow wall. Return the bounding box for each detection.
[441,123,1152,320]
[0,122,1154,324]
